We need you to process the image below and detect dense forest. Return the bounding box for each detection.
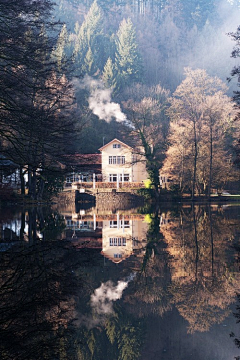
[0,0,239,199]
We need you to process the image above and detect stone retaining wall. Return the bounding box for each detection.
[53,190,144,211]
[95,191,144,210]
[52,191,75,204]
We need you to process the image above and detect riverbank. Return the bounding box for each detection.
[1,189,240,208]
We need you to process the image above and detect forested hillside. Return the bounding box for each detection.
[52,0,239,150]
[0,0,239,199]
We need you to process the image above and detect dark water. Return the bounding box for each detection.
[1,203,240,360]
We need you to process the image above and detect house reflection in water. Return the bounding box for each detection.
[102,214,148,263]
[63,209,148,264]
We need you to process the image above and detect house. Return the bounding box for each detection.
[63,153,101,186]
[0,155,20,189]
[62,208,148,264]
[99,138,148,183]
[101,213,148,263]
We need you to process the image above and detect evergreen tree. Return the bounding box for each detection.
[229,25,240,105]
[115,18,142,90]
[82,47,96,75]
[229,25,240,167]
[0,0,79,200]
[51,23,68,72]
[73,0,105,75]
[180,0,215,29]
[102,57,117,89]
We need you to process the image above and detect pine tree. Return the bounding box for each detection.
[83,47,96,75]
[51,24,68,72]
[115,18,142,90]
[73,0,105,75]
[102,57,117,89]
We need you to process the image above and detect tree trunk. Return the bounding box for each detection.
[193,205,199,281]
[31,169,37,200]
[147,161,160,198]
[37,177,45,201]
[20,166,25,195]
[192,119,198,200]
[208,119,213,199]
[28,167,32,197]
[208,205,214,278]
[20,211,25,241]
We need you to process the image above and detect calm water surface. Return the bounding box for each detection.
[1,202,240,360]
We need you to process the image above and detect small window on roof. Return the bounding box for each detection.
[113,143,121,148]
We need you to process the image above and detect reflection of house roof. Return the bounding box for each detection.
[71,237,102,249]
[101,251,131,263]
[0,155,18,169]
[99,138,133,151]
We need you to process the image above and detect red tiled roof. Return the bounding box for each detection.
[64,154,101,166]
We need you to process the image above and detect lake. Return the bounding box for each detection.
[0,202,240,360]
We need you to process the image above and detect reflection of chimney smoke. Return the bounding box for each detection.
[73,75,127,123]
[90,273,136,315]
[74,274,136,328]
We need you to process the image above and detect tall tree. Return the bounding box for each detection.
[51,23,68,72]
[0,0,80,200]
[102,57,117,90]
[164,68,237,197]
[229,25,240,166]
[123,83,170,194]
[115,18,142,91]
[73,0,105,75]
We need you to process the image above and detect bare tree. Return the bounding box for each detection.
[165,68,237,198]
[122,83,170,194]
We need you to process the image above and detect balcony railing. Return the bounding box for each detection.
[72,181,145,189]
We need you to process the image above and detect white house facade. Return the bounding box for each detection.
[101,214,148,263]
[99,138,148,183]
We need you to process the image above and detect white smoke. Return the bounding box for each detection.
[73,75,127,123]
[74,274,136,329]
[90,273,136,315]
[90,280,128,314]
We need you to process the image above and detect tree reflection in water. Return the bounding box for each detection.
[0,207,92,360]
[160,205,240,333]
[0,204,240,359]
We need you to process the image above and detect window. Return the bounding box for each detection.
[114,254,122,258]
[119,174,129,182]
[121,220,130,228]
[110,220,118,228]
[109,156,125,165]
[109,174,117,182]
[109,156,117,164]
[117,156,121,164]
[109,220,130,228]
[113,143,121,148]
[109,237,127,246]
[132,237,138,246]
